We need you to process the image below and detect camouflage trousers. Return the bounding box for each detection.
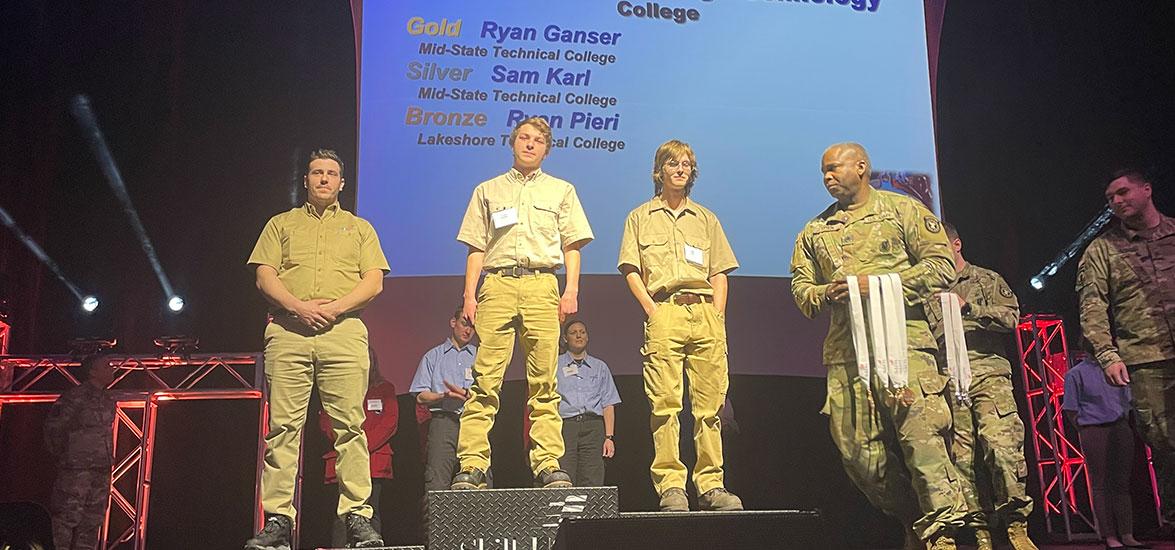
[1129,359,1175,523]
[825,351,967,541]
[51,467,109,550]
[949,371,1033,527]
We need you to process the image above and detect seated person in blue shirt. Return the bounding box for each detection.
[411,305,479,491]
[1063,348,1149,550]
[556,319,622,486]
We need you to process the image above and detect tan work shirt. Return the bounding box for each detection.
[456,168,593,270]
[617,197,739,297]
[247,202,390,302]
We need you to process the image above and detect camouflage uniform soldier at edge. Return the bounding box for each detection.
[1077,168,1175,524]
[790,142,966,550]
[925,222,1037,550]
[44,352,117,550]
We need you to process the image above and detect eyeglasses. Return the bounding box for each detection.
[663,160,694,170]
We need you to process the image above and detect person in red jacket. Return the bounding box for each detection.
[319,349,398,547]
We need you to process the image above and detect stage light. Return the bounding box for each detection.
[1028,206,1113,292]
[167,296,185,313]
[82,295,100,313]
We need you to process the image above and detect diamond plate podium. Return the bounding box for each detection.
[426,487,619,550]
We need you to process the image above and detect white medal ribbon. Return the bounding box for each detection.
[848,273,909,394]
[847,276,871,382]
[939,292,972,404]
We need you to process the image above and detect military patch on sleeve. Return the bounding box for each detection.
[1000,285,1014,298]
[924,216,942,233]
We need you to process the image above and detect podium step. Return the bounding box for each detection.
[314,547,424,550]
[553,509,837,550]
[427,486,618,550]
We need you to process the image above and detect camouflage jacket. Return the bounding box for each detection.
[926,262,1020,377]
[43,382,115,469]
[1077,215,1175,369]
[791,189,956,365]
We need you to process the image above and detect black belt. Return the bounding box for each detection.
[488,266,556,277]
[653,292,713,305]
[565,413,603,422]
[270,310,361,322]
[430,410,461,418]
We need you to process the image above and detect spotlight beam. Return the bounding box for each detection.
[70,94,177,301]
[0,203,85,300]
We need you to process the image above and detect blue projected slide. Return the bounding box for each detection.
[358,0,938,277]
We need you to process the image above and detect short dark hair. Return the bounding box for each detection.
[452,303,464,320]
[1108,167,1150,188]
[562,319,587,336]
[308,149,345,176]
[943,220,959,241]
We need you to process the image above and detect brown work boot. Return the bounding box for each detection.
[926,532,957,550]
[698,487,744,511]
[1007,520,1039,550]
[658,488,688,512]
[974,526,994,550]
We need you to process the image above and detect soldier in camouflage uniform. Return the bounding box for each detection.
[1077,169,1175,524]
[43,353,116,550]
[790,143,966,550]
[925,222,1036,550]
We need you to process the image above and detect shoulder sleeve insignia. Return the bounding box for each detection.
[999,285,1014,298]
[924,216,942,234]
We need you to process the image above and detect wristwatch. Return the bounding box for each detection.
[605,434,614,441]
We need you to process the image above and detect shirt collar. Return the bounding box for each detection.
[646,196,697,217]
[443,338,473,354]
[507,167,544,184]
[1118,214,1175,241]
[957,262,976,281]
[303,201,341,219]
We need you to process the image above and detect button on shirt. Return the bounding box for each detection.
[555,352,622,419]
[456,168,594,270]
[1063,357,1133,426]
[409,340,478,414]
[617,197,739,298]
[247,202,390,303]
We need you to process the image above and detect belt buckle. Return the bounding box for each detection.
[510,265,525,277]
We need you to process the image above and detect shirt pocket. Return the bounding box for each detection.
[850,215,904,264]
[532,202,560,241]
[638,231,673,277]
[281,226,316,267]
[684,235,712,278]
[487,200,516,234]
[330,224,362,267]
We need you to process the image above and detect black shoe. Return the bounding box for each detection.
[344,513,384,548]
[451,467,489,490]
[244,514,291,550]
[535,467,572,488]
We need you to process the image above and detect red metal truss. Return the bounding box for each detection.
[0,353,265,550]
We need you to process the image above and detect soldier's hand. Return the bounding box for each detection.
[1104,362,1130,386]
[826,279,857,303]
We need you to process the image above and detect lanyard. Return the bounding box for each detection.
[939,292,972,405]
[848,274,909,392]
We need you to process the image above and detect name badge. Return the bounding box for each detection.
[366,399,383,413]
[464,367,474,381]
[563,364,579,377]
[684,244,704,266]
[491,207,518,229]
